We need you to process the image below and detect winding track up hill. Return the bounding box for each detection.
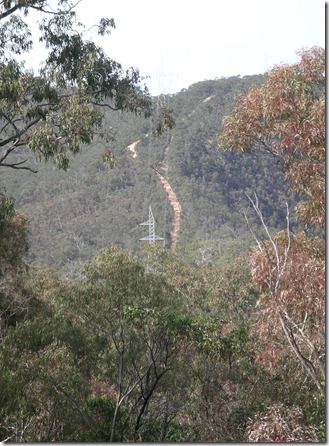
[155,171,181,248]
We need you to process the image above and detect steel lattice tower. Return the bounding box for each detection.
[139,206,164,244]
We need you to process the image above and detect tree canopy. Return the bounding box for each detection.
[0,0,171,172]
[1,74,298,276]
[219,47,325,402]
[0,3,325,438]
[219,47,325,228]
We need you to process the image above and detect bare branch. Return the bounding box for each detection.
[0,161,37,173]
[246,193,291,296]
[243,208,263,252]
[0,115,42,151]
[0,3,20,20]
[248,194,324,396]
[279,316,325,397]
[0,143,19,163]
[282,311,325,381]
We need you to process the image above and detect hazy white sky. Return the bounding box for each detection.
[27,0,326,96]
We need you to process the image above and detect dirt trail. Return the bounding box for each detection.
[127,140,139,158]
[155,171,181,248]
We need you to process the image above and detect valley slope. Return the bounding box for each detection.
[1,74,298,277]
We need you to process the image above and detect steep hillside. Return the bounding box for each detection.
[1,75,299,277]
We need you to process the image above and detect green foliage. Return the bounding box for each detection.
[0,275,94,442]
[216,48,326,440]
[220,47,325,228]
[0,237,324,441]
[0,0,155,173]
[0,191,14,223]
[136,416,190,442]
[0,191,32,341]
[0,6,323,439]
[28,93,103,170]
[1,75,299,277]
[82,396,116,442]
[0,191,28,274]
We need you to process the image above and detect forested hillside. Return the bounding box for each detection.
[1,74,298,277]
[0,1,324,442]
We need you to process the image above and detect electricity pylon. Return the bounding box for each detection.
[139,206,164,245]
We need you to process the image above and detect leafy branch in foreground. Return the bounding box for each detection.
[0,0,174,172]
